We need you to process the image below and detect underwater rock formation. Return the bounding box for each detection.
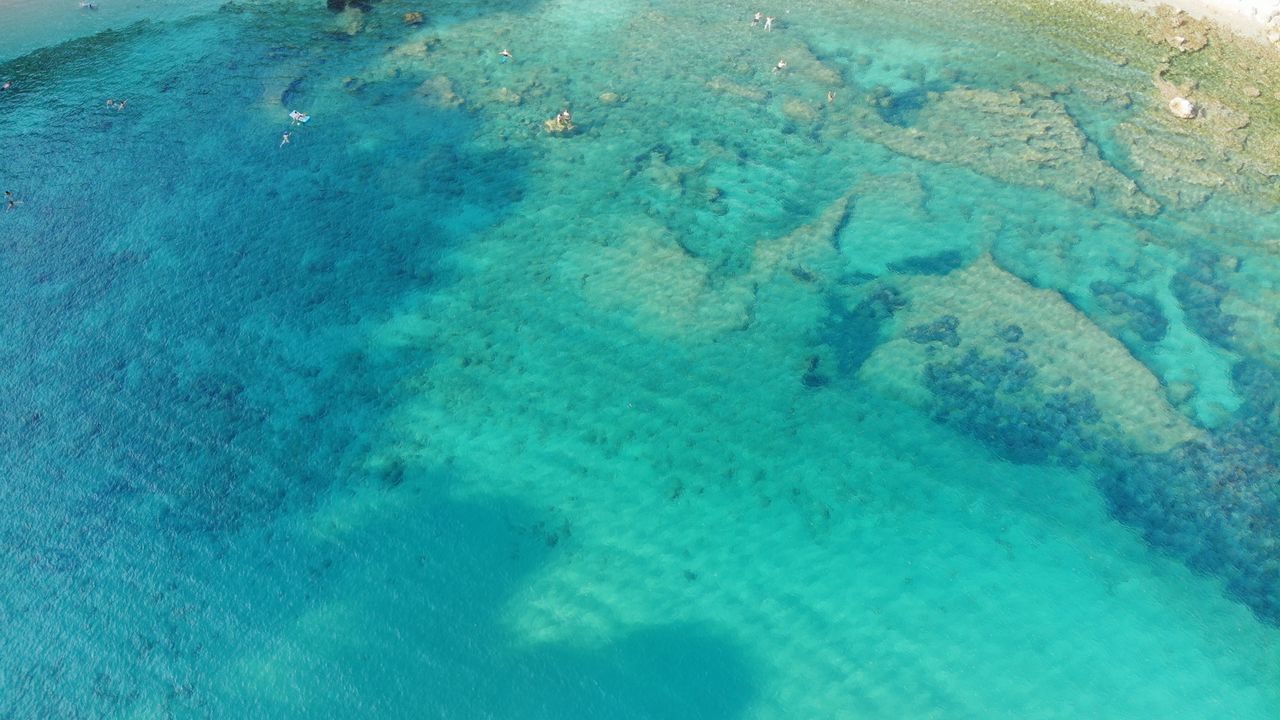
[859,256,1199,454]
[1099,423,1280,624]
[1114,122,1229,209]
[850,85,1160,216]
[856,250,1279,622]
[1089,281,1169,343]
[562,194,853,341]
[905,315,960,348]
[1171,252,1238,349]
[924,348,1103,465]
[706,77,769,103]
[417,76,463,109]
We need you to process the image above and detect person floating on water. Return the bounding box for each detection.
[280,131,291,148]
[752,12,762,26]
[500,48,513,63]
[764,16,775,31]
[773,58,787,73]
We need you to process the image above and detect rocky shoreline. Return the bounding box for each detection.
[1112,0,1280,41]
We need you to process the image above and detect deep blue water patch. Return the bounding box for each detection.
[887,249,965,276]
[198,483,760,719]
[821,285,906,375]
[0,6,529,715]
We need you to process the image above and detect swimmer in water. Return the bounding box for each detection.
[280,131,291,148]
[764,16,775,31]
[500,49,513,62]
[773,58,787,73]
[5,191,20,211]
[752,12,762,26]
[1,81,11,91]
[827,90,835,103]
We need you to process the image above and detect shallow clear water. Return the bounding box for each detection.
[2,0,1279,717]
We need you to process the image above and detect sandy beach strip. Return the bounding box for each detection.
[1108,0,1280,40]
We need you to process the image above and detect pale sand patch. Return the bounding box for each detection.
[1104,0,1280,39]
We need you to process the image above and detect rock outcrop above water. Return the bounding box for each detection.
[1168,96,1197,118]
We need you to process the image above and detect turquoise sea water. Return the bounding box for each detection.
[2,0,1279,717]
